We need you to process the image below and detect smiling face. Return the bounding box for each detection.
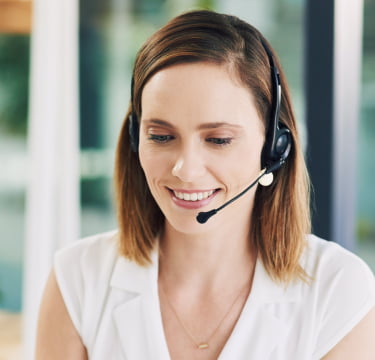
[139,62,265,234]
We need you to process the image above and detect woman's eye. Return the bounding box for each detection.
[148,134,174,143]
[206,137,233,146]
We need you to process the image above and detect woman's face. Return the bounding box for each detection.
[139,62,265,234]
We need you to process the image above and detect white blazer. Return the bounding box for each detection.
[54,231,375,360]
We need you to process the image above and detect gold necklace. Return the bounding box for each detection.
[160,281,249,350]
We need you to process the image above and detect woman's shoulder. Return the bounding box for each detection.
[53,230,120,338]
[55,229,119,271]
[303,234,374,281]
[54,229,120,306]
[302,234,375,300]
[301,234,375,358]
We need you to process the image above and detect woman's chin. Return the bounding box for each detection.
[164,213,215,235]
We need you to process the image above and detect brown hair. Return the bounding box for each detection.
[114,10,311,283]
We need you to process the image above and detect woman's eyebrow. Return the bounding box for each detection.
[197,122,243,130]
[142,118,176,129]
[143,119,243,130]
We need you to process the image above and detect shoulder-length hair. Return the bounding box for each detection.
[114,9,311,283]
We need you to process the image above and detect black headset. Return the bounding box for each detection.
[260,40,292,171]
[128,39,292,173]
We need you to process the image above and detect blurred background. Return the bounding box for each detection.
[0,0,374,358]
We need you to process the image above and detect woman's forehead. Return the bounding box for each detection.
[141,62,260,125]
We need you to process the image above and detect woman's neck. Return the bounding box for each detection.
[158,220,257,294]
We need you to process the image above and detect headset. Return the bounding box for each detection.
[128,39,292,173]
[259,40,292,171]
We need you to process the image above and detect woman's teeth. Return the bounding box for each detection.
[173,190,214,201]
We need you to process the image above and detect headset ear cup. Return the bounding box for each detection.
[261,126,292,170]
[129,112,139,152]
[275,127,292,161]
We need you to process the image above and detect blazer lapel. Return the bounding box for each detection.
[219,257,301,360]
[110,251,170,360]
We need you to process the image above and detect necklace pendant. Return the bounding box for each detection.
[198,343,209,349]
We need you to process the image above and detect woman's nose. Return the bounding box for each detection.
[171,145,206,183]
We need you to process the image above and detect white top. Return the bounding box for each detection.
[54,231,375,360]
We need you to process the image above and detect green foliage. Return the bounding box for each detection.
[0,35,30,136]
[195,0,215,10]
[357,218,375,243]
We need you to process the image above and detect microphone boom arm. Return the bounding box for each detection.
[196,167,272,224]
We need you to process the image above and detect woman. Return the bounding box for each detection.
[36,10,375,360]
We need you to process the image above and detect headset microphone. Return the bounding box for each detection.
[196,161,283,224]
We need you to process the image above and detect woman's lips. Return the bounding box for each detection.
[168,188,219,210]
